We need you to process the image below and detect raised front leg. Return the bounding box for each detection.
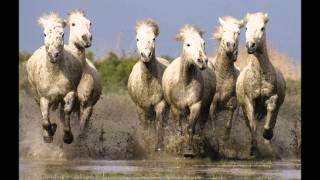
[40,97,57,143]
[154,100,168,151]
[263,95,279,142]
[184,102,201,157]
[61,91,76,144]
[243,96,258,157]
[79,102,93,137]
[224,96,237,141]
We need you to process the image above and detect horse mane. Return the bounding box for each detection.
[65,9,86,26]
[135,18,159,37]
[176,24,204,41]
[243,12,268,25]
[38,12,65,28]
[212,16,243,41]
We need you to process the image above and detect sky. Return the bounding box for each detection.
[19,0,301,62]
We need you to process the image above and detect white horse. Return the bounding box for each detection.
[26,13,83,144]
[64,10,102,136]
[236,12,286,157]
[162,25,215,157]
[209,16,243,140]
[128,19,169,151]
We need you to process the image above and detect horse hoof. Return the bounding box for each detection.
[183,147,195,158]
[43,123,57,136]
[50,123,57,136]
[263,128,273,140]
[63,131,74,144]
[43,136,53,143]
[250,146,259,157]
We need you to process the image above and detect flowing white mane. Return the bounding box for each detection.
[135,18,159,37]
[212,16,243,41]
[176,24,204,41]
[65,9,86,25]
[243,12,268,25]
[38,12,65,28]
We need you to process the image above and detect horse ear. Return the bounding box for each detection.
[62,19,67,28]
[264,13,269,23]
[218,17,226,26]
[243,13,250,24]
[38,17,46,28]
[238,19,244,28]
[199,30,205,38]
[81,10,86,16]
[175,33,184,41]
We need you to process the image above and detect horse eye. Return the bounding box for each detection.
[153,38,155,41]
[187,44,190,47]
[62,33,64,38]
[90,22,92,26]
[44,33,46,37]
[261,27,265,31]
[245,27,247,30]
[72,23,75,26]
[136,38,139,42]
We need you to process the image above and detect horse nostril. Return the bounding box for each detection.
[89,35,92,41]
[197,59,201,63]
[226,42,230,47]
[251,43,256,48]
[54,53,59,58]
[233,43,236,48]
[148,52,152,57]
[82,35,87,41]
[140,52,144,57]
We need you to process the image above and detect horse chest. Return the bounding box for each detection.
[131,76,163,108]
[38,72,72,99]
[245,69,275,98]
[216,77,235,103]
[170,80,202,110]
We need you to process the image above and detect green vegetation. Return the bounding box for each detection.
[19,51,31,63]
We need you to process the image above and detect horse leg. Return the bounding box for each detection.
[40,97,57,143]
[154,100,167,151]
[79,102,93,137]
[62,91,76,144]
[184,102,201,157]
[210,97,218,127]
[244,96,258,157]
[224,97,237,141]
[137,106,149,130]
[171,106,182,136]
[263,95,279,142]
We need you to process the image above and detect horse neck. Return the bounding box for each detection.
[179,52,196,85]
[213,44,235,79]
[250,36,273,73]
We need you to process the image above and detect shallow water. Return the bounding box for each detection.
[19,158,301,179]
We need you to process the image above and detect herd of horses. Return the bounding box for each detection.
[26,10,286,158]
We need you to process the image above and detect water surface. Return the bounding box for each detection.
[20,159,301,179]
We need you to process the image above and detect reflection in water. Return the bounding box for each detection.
[19,159,301,179]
